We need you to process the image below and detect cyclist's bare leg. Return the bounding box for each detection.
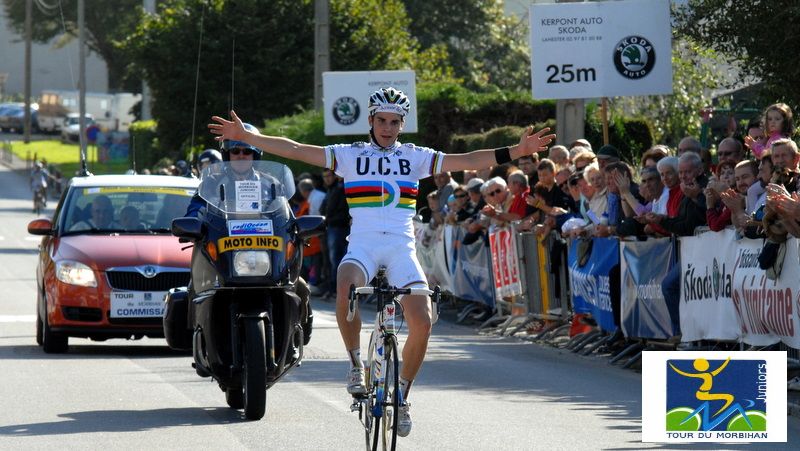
[398,294,432,382]
[335,262,367,351]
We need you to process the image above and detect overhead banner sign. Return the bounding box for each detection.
[322,70,417,135]
[678,230,742,342]
[529,0,672,99]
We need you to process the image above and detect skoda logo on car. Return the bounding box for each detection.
[332,96,360,126]
[142,266,157,279]
[613,35,656,79]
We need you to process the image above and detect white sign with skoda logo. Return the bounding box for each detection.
[529,0,671,99]
[323,70,417,136]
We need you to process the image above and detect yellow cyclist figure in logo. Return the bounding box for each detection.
[670,357,733,416]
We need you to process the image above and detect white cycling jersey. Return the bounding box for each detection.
[324,141,445,240]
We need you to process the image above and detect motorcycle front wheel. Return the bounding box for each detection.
[242,319,267,420]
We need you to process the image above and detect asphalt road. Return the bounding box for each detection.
[0,163,798,450]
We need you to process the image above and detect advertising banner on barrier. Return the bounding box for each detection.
[452,227,495,308]
[415,223,452,293]
[568,237,617,331]
[620,237,675,339]
[489,228,523,299]
[678,230,742,342]
[732,238,800,348]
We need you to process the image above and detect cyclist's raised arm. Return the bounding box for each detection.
[440,126,556,173]
[209,110,326,167]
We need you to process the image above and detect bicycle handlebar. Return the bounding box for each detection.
[353,287,433,296]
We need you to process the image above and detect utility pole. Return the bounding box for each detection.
[24,0,32,144]
[553,0,585,147]
[141,0,155,120]
[313,0,330,110]
[78,0,88,173]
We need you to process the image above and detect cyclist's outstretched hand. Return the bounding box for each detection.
[517,126,556,156]
[209,110,247,143]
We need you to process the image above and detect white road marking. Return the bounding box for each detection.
[0,315,36,322]
[24,236,41,241]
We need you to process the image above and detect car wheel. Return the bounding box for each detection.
[42,311,68,354]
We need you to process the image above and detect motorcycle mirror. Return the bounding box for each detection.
[296,215,326,241]
[171,217,203,241]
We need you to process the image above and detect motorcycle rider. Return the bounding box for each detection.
[197,148,223,173]
[184,123,313,345]
[208,87,555,437]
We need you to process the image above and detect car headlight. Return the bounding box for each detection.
[56,260,97,287]
[232,251,271,276]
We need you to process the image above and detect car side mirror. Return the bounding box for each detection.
[171,217,203,241]
[27,218,53,236]
[296,215,326,241]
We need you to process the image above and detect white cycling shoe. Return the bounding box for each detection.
[347,367,367,395]
[396,402,412,437]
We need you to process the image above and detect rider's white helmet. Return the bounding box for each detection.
[368,87,411,118]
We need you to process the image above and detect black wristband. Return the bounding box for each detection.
[494,146,512,164]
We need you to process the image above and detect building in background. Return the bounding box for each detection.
[0,12,108,98]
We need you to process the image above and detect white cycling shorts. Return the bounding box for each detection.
[339,232,427,289]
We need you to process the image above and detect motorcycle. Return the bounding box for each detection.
[164,160,325,420]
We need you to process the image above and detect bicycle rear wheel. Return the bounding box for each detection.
[371,335,399,451]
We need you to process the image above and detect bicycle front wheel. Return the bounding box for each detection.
[372,335,399,451]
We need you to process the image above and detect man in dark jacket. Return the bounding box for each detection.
[321,168,350,298]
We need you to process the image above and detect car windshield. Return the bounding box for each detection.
[61,184,197,234]
[197,161,295,214]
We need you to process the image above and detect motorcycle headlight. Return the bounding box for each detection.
[56,260,97,287]
[232,251,271,276]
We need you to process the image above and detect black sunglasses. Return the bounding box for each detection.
[486,188,503,197]
[229,148,254,156]
[454,193,467,198]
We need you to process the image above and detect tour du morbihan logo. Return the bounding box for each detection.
[332,96,360,126]
[613,35,656,79]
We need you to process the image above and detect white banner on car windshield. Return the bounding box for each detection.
[323,70,417,136]
[529,0,672,99]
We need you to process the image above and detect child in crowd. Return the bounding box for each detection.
[745,103,794,159]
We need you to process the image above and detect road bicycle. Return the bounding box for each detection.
[347,266,440,451]
[33,187,46,215]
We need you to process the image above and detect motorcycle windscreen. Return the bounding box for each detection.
[197,161,296,214]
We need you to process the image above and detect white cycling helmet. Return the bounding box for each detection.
[368,87,411,117]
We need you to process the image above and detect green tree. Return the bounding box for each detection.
[2,0,143,91]
[609,37,725,148]
[675,0,800,111]
[124,0,453,154]
[400,0,530,91]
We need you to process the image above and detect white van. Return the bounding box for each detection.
[37,90,140,133]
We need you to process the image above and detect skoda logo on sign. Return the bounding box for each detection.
[332,96,360,126]
[613,35,656,79]
[142,266,157,279]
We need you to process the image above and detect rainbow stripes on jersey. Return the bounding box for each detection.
[396,181,418,210]
[345,181,396,208]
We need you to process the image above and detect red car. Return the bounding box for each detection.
[28,174,199,353]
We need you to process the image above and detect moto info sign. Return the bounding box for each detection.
[529,0,672,99]
[323,70,417,136]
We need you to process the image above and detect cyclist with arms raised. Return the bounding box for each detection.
[209,87,555,437]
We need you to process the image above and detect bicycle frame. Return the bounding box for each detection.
[347,267,440,450]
